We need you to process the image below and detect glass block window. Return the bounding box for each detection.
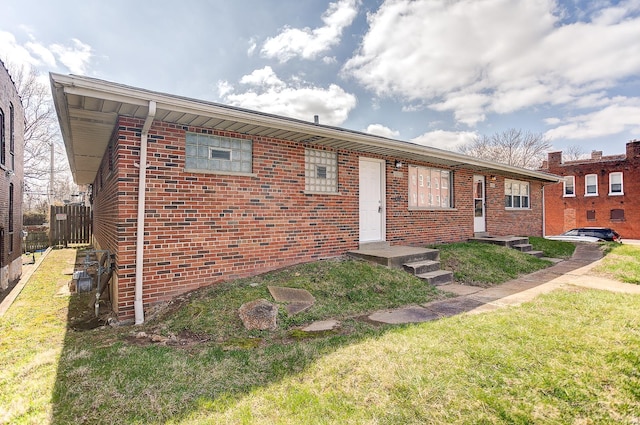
[305,149,337,193]
[185,132,252,173]
[609,172,623,195]
[409,166,452,209]
[504,179,530,209]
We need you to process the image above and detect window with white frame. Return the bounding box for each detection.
[408,166,452,209]
[609,172,623,195]
[185,132,252,174]
[504,179,530,209]
[305,149,338,193]
[585,174,598,196]
[563,176,575,197]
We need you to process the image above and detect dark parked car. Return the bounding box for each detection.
[554,227,622,243]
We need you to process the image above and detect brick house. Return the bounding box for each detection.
[540,140,640,239]
[50,74,559,324]
[0,61,24,290]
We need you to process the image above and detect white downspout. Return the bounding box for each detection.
[134,100,156,325]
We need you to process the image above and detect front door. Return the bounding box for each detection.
[359,158,385,242]
[473,175,486,233]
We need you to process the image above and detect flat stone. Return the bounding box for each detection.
[439,283,483,296]
[302,320,340,332]
[238,299,278,331]
[423,297,485,317]
[285,302,313,315]
[268,286,315,304]
[368,306,440,324]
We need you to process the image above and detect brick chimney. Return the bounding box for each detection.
[547,151,562,167]
[626,139,640,161]
[591,150,602,160]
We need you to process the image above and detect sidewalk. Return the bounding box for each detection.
[368,243,640,324]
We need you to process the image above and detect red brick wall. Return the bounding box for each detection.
[93,117,547,320]
[0,63,24,285]
[542,142,640,239]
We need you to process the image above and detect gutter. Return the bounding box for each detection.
[50,73,559,184]
[134,100,156,325]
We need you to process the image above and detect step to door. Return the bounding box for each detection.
[403,259,441,275]
[416,270,454,286]
[512,243,532,252]
[524,250,544,258]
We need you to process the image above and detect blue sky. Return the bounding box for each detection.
[1,0,639,158]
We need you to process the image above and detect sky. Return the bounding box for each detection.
[1,0,640,159]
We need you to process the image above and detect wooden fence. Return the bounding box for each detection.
[49,205,92,247]
[24,229,49,252]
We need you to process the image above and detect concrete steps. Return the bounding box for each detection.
[348,243,453,286]
[470,235,544,258]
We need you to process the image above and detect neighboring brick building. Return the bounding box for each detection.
[51,74,559,324]
[0,61,24,290]
[540,140,640,239]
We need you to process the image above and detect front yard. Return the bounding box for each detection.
[2,242,639,424]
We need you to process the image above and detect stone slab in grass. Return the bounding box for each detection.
[302,320,340,332]
[285,302,314,315]
[368,306,439,324]
[268,286,315,304]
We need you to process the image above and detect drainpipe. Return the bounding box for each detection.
[134,100,157,325]
[541,185,546,237]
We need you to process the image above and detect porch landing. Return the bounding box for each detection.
[347,242,453,285]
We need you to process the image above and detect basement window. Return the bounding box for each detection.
[185,133,252,174]
[610,209,624,221]
[586,210,596,221]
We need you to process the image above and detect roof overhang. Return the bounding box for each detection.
[50,73,560,185]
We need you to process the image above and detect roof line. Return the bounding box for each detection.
[49,73,560,183]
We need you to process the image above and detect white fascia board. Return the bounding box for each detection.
[50,73,560,183]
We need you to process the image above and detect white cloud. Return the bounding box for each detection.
[261,0,360,62]
[364,124,399,138]
[411,130,478,151]
[545,97,640,140]
[50,38,91,74]
[343,0,640,127]
[218,67,357,126]
[239,66,286,88]
[0,31,92,75]
[247,39,257,57]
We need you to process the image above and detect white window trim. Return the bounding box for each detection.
[563,175,575,198]
[504,179,531,210]
[608,172,624,196]
[585,174,598,196]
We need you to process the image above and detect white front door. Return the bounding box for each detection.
[473,175,486,233]
[359,158,385,242]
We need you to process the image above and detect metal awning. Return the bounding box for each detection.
[50,73,560,185]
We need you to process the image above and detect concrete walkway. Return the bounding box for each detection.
[368,243,640,324]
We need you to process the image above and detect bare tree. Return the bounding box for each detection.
[458,128,552,170]
[562,144,589,162]
[5,63,73,206]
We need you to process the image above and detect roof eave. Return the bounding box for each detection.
[49,73,561,184]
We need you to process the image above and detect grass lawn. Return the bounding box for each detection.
[437,241,552,287]
[2,242,639,424]
[591,243,640,284]
[528,236,576,259]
